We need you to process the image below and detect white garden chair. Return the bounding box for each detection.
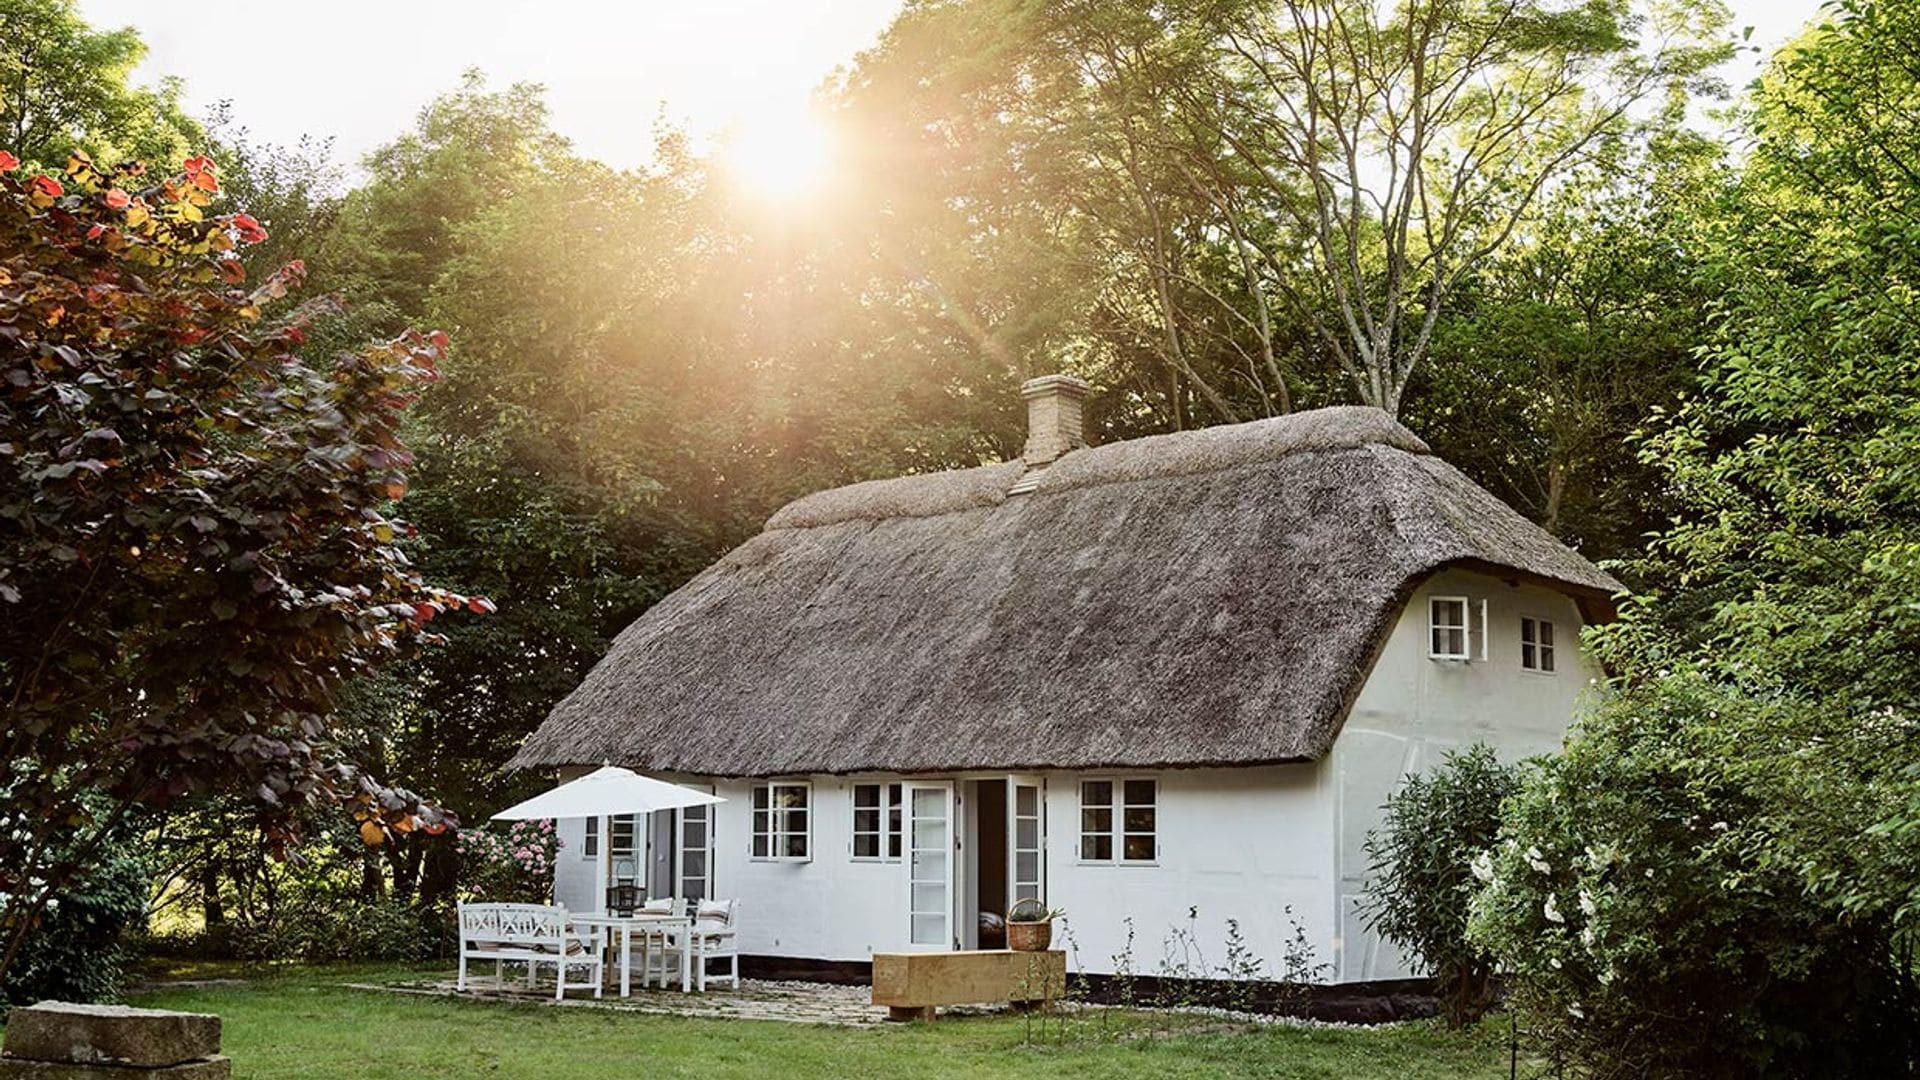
[689,898,741,992]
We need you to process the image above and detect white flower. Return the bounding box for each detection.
[1526,846,1551,873]
[1470,851,1495,883]
[1544,895,1565,923]
[1579,890,1597,916]
[1580,926,1596,948]
[1549,957,1563,970]
[1569,1002,1585,1019]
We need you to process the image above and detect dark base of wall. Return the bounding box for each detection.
[739,955,875,986]
[738,955,1438,1025]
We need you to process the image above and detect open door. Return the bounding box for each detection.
[906,782,954,949]
[1008,776,1046,912]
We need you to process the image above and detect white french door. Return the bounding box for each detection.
[677,798,713,902]
[1007,776,1045,909]
[906,783,954,949]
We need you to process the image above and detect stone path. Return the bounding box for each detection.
[351,977,1018,1027]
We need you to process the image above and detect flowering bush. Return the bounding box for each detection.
[1466,678,1919,1078]
[1360,744,1525,1027]
[455,820,561,903]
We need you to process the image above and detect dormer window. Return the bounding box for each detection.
[1521,616,1557,672]
[1429,597,1471,660]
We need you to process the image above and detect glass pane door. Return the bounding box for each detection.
[678,803,712,902]
[906,784,953,949]
[1008,777,1045,910]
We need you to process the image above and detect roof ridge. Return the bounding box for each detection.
[766,405,1427,531]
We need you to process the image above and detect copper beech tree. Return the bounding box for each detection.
[0,147,485,979]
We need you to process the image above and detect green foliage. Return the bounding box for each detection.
[1467,679,1919,1078]
[0,0,200,171]
[1,850,146,1012]
[1585,0,1920,924]
[1362,745,1524,1027]
[1470,6,1920,1073]
[264,901,450,965]
[1596,0,1920,715]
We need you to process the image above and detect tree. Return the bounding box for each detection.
[0,147,475,986]
[1405,118,1720,556]
[0,0,200,171]
[1472,5,1920,1071]
[1160,0,1730,417]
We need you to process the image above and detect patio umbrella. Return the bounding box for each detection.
[490,765,724,820]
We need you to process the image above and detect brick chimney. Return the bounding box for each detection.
[1020,374,1092,468]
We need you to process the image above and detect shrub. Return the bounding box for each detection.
[1361,744,1524,1026]
[455,820,559,904]
[1466,679,1920,1078]
[269,901,452,964]
[2,852,148,1013]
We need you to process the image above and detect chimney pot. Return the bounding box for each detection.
[1020,374,1092,467]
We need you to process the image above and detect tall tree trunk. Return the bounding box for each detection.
[199,857,226,928]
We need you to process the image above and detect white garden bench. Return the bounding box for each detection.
[456,902,605,1001]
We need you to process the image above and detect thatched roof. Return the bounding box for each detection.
[512,406,1622,776]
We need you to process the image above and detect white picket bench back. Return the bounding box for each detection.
[456,901,604,1001]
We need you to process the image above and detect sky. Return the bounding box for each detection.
[80,0,1827,175]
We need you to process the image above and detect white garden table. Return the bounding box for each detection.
[571,913,694,996]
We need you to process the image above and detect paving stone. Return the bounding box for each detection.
[355,978,914,1027]
[2,1004,220,1068]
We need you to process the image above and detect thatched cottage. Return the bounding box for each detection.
[512,375,1621,983]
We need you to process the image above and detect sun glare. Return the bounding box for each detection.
[724,109,834,201]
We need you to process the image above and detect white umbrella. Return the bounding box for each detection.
[491,765,724,820]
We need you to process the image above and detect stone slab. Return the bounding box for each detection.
[2,1004,220,1068]
[872,950,1066,1012]
[0,1055,230,1079]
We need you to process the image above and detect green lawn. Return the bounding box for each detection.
[101,968,1514,1079]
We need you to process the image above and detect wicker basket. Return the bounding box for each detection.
[1006,919,1053,952]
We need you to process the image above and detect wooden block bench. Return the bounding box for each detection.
[871,950,1067,1021]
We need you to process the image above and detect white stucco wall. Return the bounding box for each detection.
[1331,567,1606,981]
[545,566,1607,984]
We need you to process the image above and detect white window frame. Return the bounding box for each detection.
[1520,615,1558,674]
[1429,596,1472,660]
[1077,778,1157,865]
[750,781,812,862]
[850,781,903,862]
[607,813,641,884]
[581,815,599,859]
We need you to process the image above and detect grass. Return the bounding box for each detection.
[91,966,1517,1079]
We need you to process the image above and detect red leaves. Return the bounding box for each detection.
[104,188,130,210]
[216,258,247,284]
[183,155,219,192]
[467,596,496,614]
[229,212,267,245]
[0,150,19,172]
[27,175,63,207]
